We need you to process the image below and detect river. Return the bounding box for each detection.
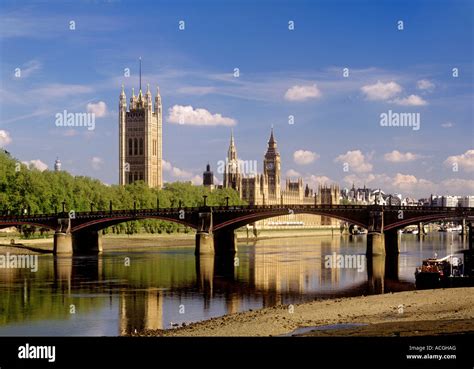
[0,232,468,336]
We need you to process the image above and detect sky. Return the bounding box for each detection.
[0,0,473,198]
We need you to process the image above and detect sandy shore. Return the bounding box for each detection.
[136,288,474,337]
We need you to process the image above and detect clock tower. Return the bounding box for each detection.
[263,127,281,199]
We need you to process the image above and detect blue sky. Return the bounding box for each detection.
[0,0,473,197]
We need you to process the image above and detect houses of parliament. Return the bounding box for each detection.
[117,74,339,228]
[204,129,340,228]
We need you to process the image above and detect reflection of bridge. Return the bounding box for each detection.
[1,204,473,256]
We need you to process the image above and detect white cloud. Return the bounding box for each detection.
[440,178,474,194]
[360,80,402,101]
[0,130,12,146]
[18,60,42,78]
[384,150,419,163]
[293,150,319,165]
[22,159,48,171]
[416,79,435,90]
[91,156,103,170]
[391,94,428,106]
[162,159,193,178]
[343,173,435,196]
[284,84,322,101]
[167,105,236,126]
[335,150,372,173]
[286,169,301,177]
[191,175,202,185]
[87,101,107,117]
[444,150,474,173]
[441,121,454,128]
[306,175,332,188]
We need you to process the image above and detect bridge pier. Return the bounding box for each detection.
[418,222,426,236]
[385,229,400,256]
[367,233,385,256]
[72,230,103,254]
[195,232,215,254]
[53,232,73,255]
[54,229,102,255]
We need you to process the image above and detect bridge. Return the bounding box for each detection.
[1,203,473,256]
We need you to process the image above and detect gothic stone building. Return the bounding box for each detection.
[119,84,163,188]
[223,129,340,228]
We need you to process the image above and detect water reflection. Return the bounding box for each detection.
[0,233,467,336]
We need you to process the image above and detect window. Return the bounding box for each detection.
[134,138,138,155]
[128,138,133,155]
[139,138,144,155]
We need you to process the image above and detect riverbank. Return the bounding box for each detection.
[0,228,344,253]
[136,288,474,337]
[0,233,196,253]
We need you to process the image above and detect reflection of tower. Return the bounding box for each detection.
[223,130,241,195]
[54,157,61,172]
[263,128,281,200]
[119,289,163,335]
[119,59,163,188]
[196,255,214,312]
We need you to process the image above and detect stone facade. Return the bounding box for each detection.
[119,84,163,188]
[223,129,340,228]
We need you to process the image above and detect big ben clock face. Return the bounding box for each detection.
[266,162,274,170]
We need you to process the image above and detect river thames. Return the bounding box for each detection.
[0,232,468,336]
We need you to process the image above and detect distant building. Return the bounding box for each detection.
[460,196,474,207]
[54,157,62,172]
[222,128,340,228]
[430,195,461,207]
[203,163,214,190]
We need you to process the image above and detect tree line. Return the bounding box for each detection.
[0,150,244,236]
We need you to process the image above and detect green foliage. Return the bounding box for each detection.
[0,151,245,234]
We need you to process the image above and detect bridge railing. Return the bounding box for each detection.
[0,205,472,220]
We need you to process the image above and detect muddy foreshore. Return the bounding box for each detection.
[135,288,474,337]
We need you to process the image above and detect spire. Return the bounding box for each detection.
[139,57,142,92]
[132,87,135,97]
[227,129,237,161]
[268,126,276,146]
[120,84,125,97]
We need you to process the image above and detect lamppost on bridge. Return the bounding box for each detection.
[62,201,66,213]
[203,195,208,207]
[90,202,94,213]
[179,200,182,208]
[156,198,159,210]
[225,196,229,208]
[133,201,137,212]
[109,200,113,213]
